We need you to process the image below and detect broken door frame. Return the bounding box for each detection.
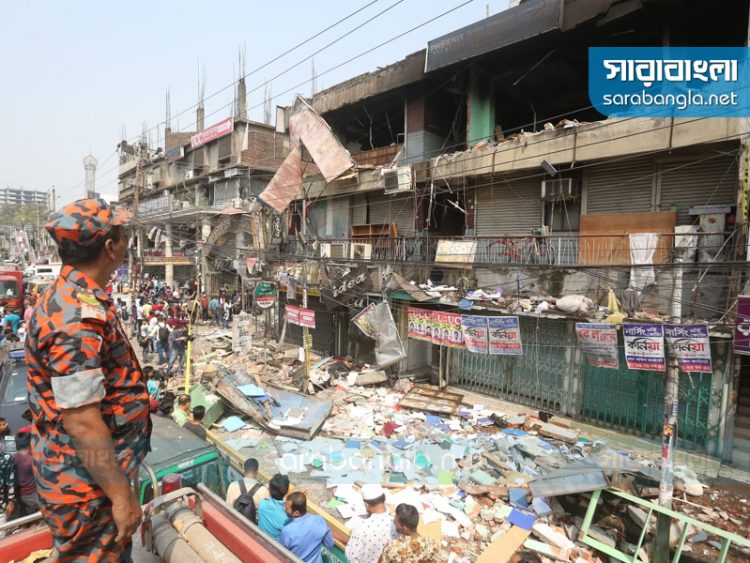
[578,488,750,563]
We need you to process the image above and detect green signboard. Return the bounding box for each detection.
[254,282,276,309]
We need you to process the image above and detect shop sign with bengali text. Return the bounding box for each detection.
[623,323,666,372]
[190,117,234,149]
[254,282,276,309]
[576,323,619,369]
[461,316,489,354]
[734,295,750,355]
[664,323,712,373]
[488,316,522,356]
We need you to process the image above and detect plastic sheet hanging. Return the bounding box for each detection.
[352,302,406,368]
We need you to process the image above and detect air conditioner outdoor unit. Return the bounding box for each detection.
[382,166,413,194]
[350,242,372,261]
[231,197,243,209]
[320,242,347,259]
[185,170,194,180]
[541,177,580,200]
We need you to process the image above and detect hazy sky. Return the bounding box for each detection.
[0,0,510,206]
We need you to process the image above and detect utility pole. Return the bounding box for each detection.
[300,181,311,393]
[132,143,145,289]
[654,252,684,562]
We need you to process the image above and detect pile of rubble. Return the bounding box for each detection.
[190,327,748,562]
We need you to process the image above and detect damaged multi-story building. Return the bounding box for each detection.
[262,0,750,467]
[117,76,288,297]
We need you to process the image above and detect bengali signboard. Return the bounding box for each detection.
[408,307,434,342]
[576,323,619,369]
[488,316,522,356]
[190,117,234,149]
[232,312,253,354]
[734,295,750,355]
[254,282,276,309]
[298,308,316,329]
[138,191,172,219]
[461,316,489,354]
[286,304,300,326]
[623,323,666,372]
[664,323,712,373]
[431,312,465,349]
[285,304,315,328]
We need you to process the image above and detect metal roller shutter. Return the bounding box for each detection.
[282,295,336,356]
[367,192,414,235]
[658,154,738,225]
[585,159,655,214]
[475,178,543,235]
[351,193,367,227]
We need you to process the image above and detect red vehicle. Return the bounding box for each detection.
[0,268,23,313]
[0,482,301,563]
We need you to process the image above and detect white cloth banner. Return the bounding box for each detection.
[629,233,659,294]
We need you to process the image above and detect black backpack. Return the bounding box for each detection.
[120,308,130,321]
[158,325,169,342]
[234,480,263,524]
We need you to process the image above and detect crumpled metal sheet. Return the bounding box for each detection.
[258,139,303,213]
[259,96,355,213]
[288,96,355,184]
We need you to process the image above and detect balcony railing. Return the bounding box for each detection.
[280,231,735,267]
[143,248,195,258]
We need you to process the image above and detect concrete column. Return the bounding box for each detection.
[467,67,496,147]
[164,223,174,287]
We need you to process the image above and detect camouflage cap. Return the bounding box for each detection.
[45,198,131,252]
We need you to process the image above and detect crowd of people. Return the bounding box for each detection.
[0,416,40,537]
[225,459,439,563]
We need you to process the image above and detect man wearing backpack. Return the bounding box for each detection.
[225,458,269,524]
[149,315,171,365]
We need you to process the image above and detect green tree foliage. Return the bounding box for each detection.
[0,203,48,227]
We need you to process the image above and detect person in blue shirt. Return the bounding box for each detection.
[3,312,21,334]
[258,474,291,541]
[280,492,333,563]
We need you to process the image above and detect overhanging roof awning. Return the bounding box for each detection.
[425,0,561,72]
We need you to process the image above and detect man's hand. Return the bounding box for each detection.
[4,501,15,518]
[112,493,142,545]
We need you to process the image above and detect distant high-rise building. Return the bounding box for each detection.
[83,154,99,198]
[0,187,48,208]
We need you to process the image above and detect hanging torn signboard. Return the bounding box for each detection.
[623,323,666,372]
[576,323,619,369]
[664,323,712,373]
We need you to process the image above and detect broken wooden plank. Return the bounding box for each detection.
[398,385,464,415]
[476,526,531,563]
[536,422,578,444]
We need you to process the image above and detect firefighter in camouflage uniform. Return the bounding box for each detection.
[25,198,151,562]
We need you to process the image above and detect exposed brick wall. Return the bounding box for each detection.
[241,126,289,170]
[165,132,193,151]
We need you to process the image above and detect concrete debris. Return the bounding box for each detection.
[201,327,725,563]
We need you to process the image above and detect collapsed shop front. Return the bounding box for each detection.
[400,302,730,457]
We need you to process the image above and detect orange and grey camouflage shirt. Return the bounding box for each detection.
[25,265,151,504]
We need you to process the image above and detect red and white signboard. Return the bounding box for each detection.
[286,305,315,329]
[286,305,300,325]
[191,117,234,149]
[298,308,316,329]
